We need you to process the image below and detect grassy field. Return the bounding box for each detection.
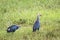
[0,0,60,40]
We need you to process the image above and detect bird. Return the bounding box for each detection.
[33,13,41,32]
[7,25,20,33]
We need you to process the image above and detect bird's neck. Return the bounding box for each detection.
[37,16,40,21]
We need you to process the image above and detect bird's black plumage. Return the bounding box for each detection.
[33,14,41,32]
[7,25,19,33]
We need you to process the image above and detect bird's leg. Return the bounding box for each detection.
[33,29,36,32]
[37,28,39,31]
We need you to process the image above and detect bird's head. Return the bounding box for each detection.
[7,28,11,32]
[37,13,42,16]
[8,28,10,31]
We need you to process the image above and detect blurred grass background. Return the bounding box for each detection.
[0,0,60,40]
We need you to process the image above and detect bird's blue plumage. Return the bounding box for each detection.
[7,25,19,33]
[33,14,40,32]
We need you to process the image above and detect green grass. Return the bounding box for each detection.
[0,0,60,40]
